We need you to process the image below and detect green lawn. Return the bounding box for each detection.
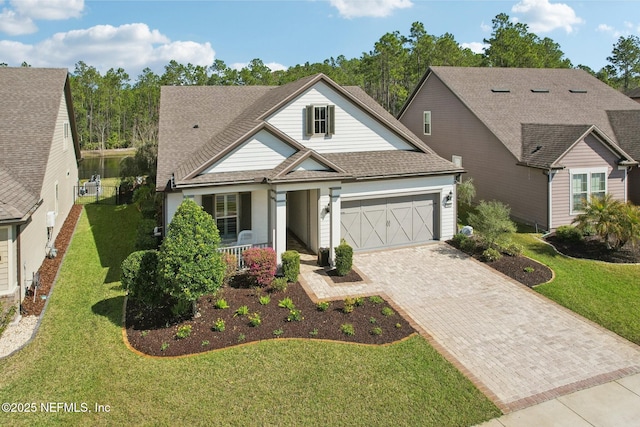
[0,204,500,426]
[512,233,640,345]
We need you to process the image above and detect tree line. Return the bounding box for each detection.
[5,13,638,151]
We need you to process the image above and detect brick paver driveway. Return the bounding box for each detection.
[300,243,640,413]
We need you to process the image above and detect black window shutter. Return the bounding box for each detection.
[327,105,335,135]
[305,105,314,136]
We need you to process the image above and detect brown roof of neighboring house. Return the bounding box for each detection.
[0,67,80,222]
[402,67,640,167]
[158,73,457,191]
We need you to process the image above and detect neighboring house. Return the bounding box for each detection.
[157,74,462,265]
[626,87,640,104]
[0,68,81,304]
[399,66,640,231]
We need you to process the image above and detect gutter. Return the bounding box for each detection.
[0,199,43,226]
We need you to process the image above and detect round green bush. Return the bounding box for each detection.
[121,249,164,307]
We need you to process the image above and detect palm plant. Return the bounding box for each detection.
[573,194,628,250]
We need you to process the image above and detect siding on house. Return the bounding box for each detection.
[0,227,8,293]
[400,74,549,229]
[629,168,640,205]
[18,92,79,293]
[203,130,297,174]
[267,81,415,153]
[551,134,626,227]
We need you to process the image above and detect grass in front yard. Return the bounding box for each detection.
[0,204,500,426]
[511,233,640,345]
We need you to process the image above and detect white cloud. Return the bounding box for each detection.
[0,23,215,75]
[511,0,583,34]
[597,24,614,34]
[461,42,488,54]
[480,21,491,33]
[11,0,84,20]
[0,8,36,35]
[0,0,84,35]
[329,0,412,19]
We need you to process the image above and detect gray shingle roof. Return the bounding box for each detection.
[607,110,640,159]
[158,74,460,190]
[0,67,78,222]
[419,67,640,165]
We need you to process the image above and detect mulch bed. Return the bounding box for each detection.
[22,204,83,316]
[545,234,640,263]
[326,268,364,283]
[447,240,553,288]
[125,276,414,357]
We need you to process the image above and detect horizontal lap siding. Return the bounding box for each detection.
[205,131,296,173]
[267,81,414,153]
[551,135,626,228]
[400,75,548,229]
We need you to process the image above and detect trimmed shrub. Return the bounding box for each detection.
[334,239,353,276]
[157,199,225,317]
[460,236,477,253]
[121,249,164,307]
[482,247,502,262]
[555,225,584,242]
[451,233,468,247]
[243,247,277,287]
[281,250,300,283]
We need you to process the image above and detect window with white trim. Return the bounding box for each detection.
[305,105,335,136]
[571,168,607,213]
[215,194,238,240]
[423,111,431,135]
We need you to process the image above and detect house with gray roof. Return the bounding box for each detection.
[399,66,640,231]
[157,73,462,264]
[0,68,80,304]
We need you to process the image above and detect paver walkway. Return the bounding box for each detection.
[299,243,640,413]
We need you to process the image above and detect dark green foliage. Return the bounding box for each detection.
[157,199,225,316]
[555,225,584,242]
[121,249,163,307]
[134,218,159,250]
[281,250,300,283]
[334,239,353,276]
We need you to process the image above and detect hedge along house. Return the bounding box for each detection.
[157,74,462,265]
[399,67,640,232]
[0,68,81,304]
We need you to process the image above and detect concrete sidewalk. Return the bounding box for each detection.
[299,243,640,416]
[480,373,640,426]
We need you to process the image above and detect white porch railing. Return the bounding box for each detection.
[217,242,270,270]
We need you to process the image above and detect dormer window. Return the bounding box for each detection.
[306,105,335,136]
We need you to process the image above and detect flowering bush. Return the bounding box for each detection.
[243,247,277,287]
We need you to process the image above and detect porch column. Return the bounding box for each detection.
[329,187,341,266]
[272,190,287,266]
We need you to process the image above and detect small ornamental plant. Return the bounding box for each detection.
[175,325,192,339]
[234,305,249,317]
[316,301,330,312]
[258,295,271,305]
[381,307,395,317]
[340,323,355,336]
[278,297,295,310]
[214,298,230,309]
[243,247,277,287]
[248,312,262,327]
[212,318,226,332]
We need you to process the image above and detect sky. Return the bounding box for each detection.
[0,0,638,79]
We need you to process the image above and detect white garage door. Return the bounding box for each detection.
[340,194,437,251]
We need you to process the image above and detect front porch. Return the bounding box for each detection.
[167,182,342,268]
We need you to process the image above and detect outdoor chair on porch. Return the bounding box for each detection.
[235,230,255,246]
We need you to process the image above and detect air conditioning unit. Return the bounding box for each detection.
[46,211,56,228]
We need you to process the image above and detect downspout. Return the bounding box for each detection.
[17,224,22,314]
[547,170,554,232]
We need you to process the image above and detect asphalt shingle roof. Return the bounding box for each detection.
[420,67,640,165]
[0,67,75,222]
[158,74,460,190]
